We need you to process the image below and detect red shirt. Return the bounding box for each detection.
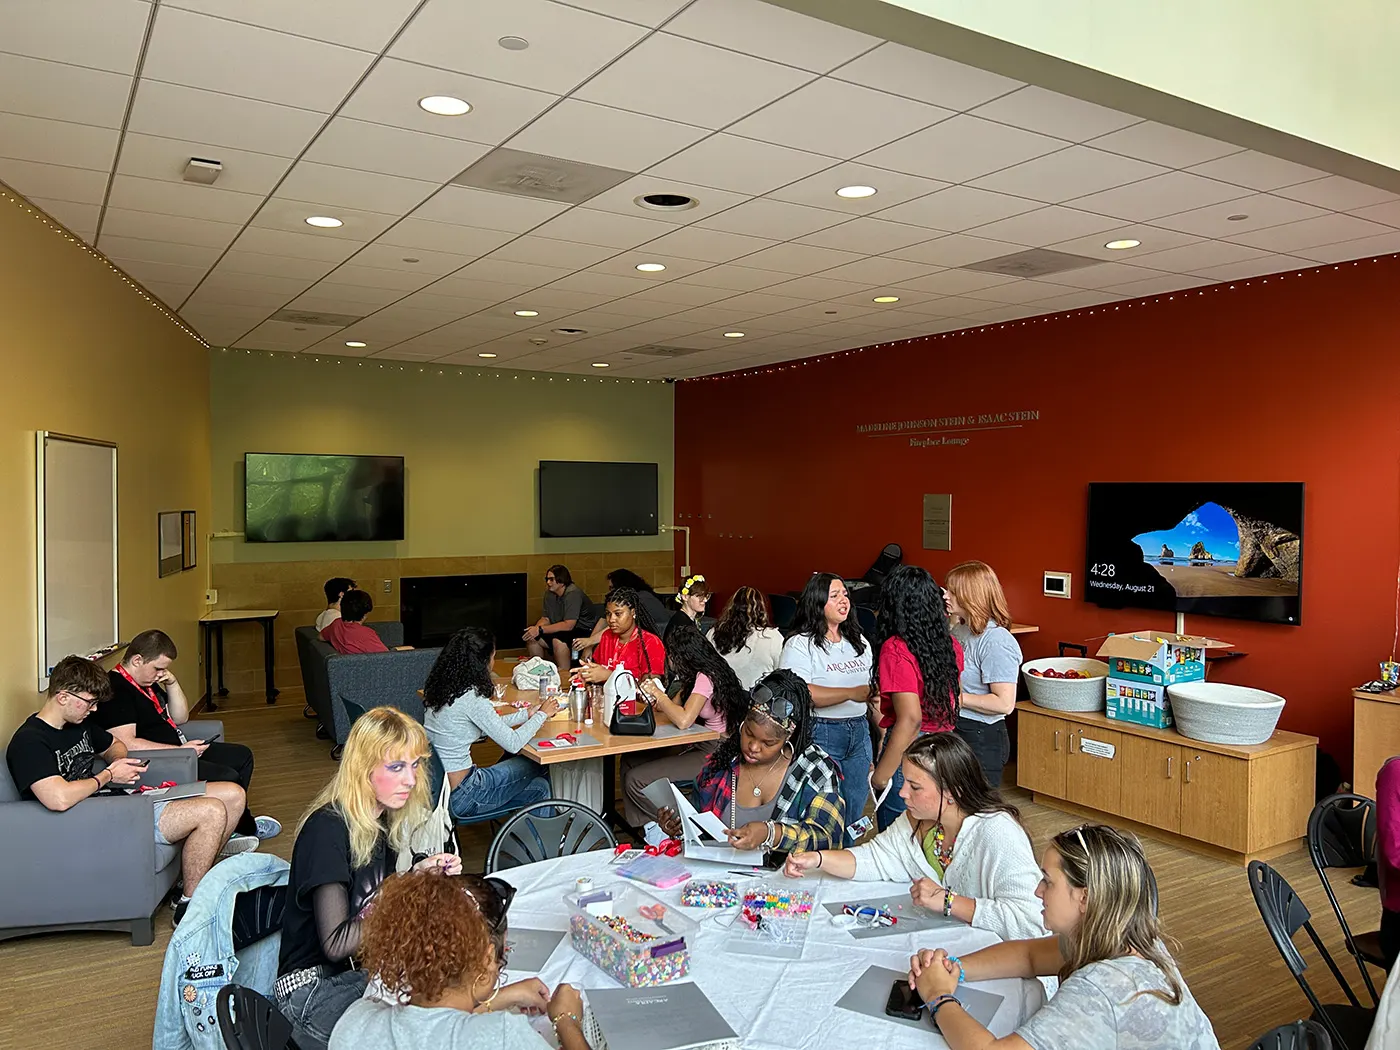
[878,635,963,732]
[595,627,665,679]
[321,619,389,655]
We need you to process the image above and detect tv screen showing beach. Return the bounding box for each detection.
[1084,483,1303,626]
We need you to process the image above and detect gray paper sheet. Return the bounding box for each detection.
[653,723,708,740]
[823,894,964,939]
[835,964,1004,1030]
[586,983,738,1050]
[530,731,602,749]
[504,928,566,974]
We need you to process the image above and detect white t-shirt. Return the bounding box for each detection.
[315,608,341,632]
[707,626,784,690]
[780,632,873,719]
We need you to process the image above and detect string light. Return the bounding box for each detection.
[216,346,661,385]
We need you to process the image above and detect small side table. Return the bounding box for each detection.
[200,609,280,710]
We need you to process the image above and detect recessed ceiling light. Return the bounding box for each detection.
[514,309,539,317]
[1226,213,1250,221]
[872,295,900,303]
[305,215,342,228]
[635,193,698,212]
[401,257,420,264]
[836,185,877,199]
[498,35,530,50]
[478,352,498,358]
[635,262,666,272]
[591,362,609,368]
[418,95,471,116]
[344,341,367,348]
[723,331,745,338]
[1105,239,1142,250]
[553,327,587,335]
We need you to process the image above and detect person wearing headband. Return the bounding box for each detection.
[656,669,844,852]
[667,573,713,638]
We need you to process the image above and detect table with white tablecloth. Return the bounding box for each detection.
[1365,954,1398,1050]
[497,849,1047,1050]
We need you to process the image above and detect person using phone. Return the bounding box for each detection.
[907,824,1219,1050]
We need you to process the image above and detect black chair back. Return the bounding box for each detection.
[862,542,903,585]
[1307,794,1382,1003]
[768,594,797,633]
[855,606,877,639]
[1248,1020,1332,1050]
[486,799,616,873]
[215,984,294,1050]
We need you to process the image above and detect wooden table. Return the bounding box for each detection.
[199,608,279,709]
[1009,623,1039,635]
[1354,685,1400,800]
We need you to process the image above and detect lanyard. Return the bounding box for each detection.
[115,663,179,734]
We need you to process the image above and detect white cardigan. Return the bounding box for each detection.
[845,810,1049,942]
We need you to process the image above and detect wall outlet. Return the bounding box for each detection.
[382,579,392,594]
[204,589,218,604]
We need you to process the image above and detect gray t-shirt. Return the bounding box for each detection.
[951,619,1022,725]
[542,583,589,629]
[1018,954,1220,1050]
[330,999,548,1050]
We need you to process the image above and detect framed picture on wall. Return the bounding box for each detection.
[158,511,182,578]
[181,511,197,570]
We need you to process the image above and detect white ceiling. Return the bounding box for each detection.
[4,0,1400,378]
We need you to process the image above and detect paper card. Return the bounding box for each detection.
[834,964,1004,1030]
[670,782,763,864]
[504,928,566,974]
[641,777,675,813]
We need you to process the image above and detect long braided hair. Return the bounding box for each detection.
[603,585,661,677]
[709,669,815,770]
[871,565,961,726]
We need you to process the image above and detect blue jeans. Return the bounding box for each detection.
[448,757,551,821]
[812,715,871,830]
[278,969,367,1050]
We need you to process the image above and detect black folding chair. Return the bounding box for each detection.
[1246,861,1376,1050]
[486,799,616,873]
[1248,1020,1332,1050]
[1307,793,1384,1003]
[216,984,296,1050]
[768,593,797,633]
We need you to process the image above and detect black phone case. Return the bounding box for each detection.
[884,980,924,1020]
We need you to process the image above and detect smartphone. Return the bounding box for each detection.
[202,733,221,743]
[760,850,789,871]
[885,980,924,1021]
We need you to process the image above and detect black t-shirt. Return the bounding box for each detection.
[279,805,390,974]
[95,670,184,746]
[6,715,114,801]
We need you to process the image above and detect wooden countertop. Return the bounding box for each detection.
[1009,623,1038,635]
[1015,701,1318,760]
[1354,687,1400,705]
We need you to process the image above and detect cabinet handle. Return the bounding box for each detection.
[1068,734,1078,755]
[1184,759,1192,784]
[1053,730,1061,752]
[1166,755,1173,779]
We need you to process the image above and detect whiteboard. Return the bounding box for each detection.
[36,433,119,689]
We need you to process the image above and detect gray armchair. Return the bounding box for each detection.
[0,745,202,946]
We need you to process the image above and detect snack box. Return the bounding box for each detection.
[564,883,697,987]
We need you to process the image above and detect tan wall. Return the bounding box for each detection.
[0,188,211,736]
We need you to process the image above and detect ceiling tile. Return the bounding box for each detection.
[1185,150,1327,192]
[1044,223,1198,262]
[961,278,1066,304]
[325,264,440,292]
[117,131,293,194]
[739,243,863,275]
[286,291,390,315]
[544,271,654,297]
[860,114,1064,183]
[575,32,815,130]
[412,185,567,232]
[1228,212,1395,253]
[697,198,846,240]
[186,283,290,309]
[630,225,775,263]
[559,0,691,27]
[276,162,437,214]
[729,78,951,160]
[349,242,489,275]
[250,198,398,240]
[886,232,1023,267]
[507,100,708,173]
[298,281,404,310]
[143,7,374,111]
[583,175,748,225]
[341,57,556,146]
[126,80,324,157]
[588,253,715,281]
[108,173,263,222]
[680,265,790,292]
[566,296,677,319]
[648,134,833,196]
[891,268,1015,296]
[762,274,868,300]
[236,320,332,351]
[490,236,618,270]
[1132,240,1270,273]
[453,257,574,288]
[28,197,101,234]
[666,0,878,73]
[968,85,1139,143]
[708,291,811,317]
[1087,121,1242,168]
[969,146,1165,203]
[1273,175,1398,211]
[232,225,369,263]
[0,113,119,172]
[1037,262,1162,290]
[832,41,1022,110]
[143,280,197,307]
[1150,192,1326,238]
[817,255,938,286]
[165,0,420,52]
[114,257,209,288]
[304,118,491,182]
[1350,199,1400,228]
[392,0,646,95]
[216,253,340,285]
[0,53,132,128]
[1293,230,1400,264]
[966,206,1122,247]
[196,269,318,296]
[100,209,242,249]
[876,185,1040,232]
[1029,288,1121,311]
[799,216,934,254]
[767,162,948,215]
[1067,171,1250,221]
[377,218,514,256]
[619,282,737,306]
[1107,273,1212,297]
[532,207,675,249]
[1187,254,1314,282]
[4,0,151,74]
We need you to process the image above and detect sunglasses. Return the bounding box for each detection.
[748,684,796,732]
[463,875,516,932]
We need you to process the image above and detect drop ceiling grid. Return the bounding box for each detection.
[0,0,1397,376]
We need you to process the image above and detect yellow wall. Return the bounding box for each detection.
[0,188,211,737]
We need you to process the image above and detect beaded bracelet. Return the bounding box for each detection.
[945,955,967,983]
[551,1011,582,1035]
[942,890,954,917]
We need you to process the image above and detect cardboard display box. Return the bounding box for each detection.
[1096,631,1232,728]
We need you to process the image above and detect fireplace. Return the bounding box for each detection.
[400,574,527,651]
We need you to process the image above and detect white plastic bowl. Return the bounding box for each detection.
[1021,657,1109,712]
[1166,682,1285,745]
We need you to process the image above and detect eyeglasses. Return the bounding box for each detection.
[464,875,516,933]
[64,691,100,709]
[748,684,796,731]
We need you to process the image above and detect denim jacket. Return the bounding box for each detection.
[153,853,290,1050]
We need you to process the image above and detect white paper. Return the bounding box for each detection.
[670,782,764,865]
[1079,736,1116,760]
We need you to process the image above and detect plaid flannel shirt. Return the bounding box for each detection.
[694,743,845,851]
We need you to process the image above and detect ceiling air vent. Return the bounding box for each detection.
[961,248,1103,278]
[269,310,364,327]
[451,148,632,204]
[625,345,704,358]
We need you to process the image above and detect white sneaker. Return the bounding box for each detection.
[219,833,259,858]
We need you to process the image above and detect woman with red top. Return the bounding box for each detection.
[578,587,666,686]
[870,565,964,831]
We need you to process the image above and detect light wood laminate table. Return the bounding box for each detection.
[1354,686,1400,800]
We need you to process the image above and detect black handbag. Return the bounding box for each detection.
[608,668,656,736]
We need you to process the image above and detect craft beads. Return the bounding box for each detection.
[740,888,814,916]
[680,879,739,908]
[568,913,690,987]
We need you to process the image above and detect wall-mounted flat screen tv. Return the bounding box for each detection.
[539,460,658,538]
[1084,482,1304,626]
[245,453,405,543]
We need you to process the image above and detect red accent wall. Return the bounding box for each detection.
[675,257,1400,770]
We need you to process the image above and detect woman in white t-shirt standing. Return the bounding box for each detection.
[780,573,874,832]
[707,586,784,689]
[944,561,1023,789]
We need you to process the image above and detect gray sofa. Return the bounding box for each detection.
[0,721,220,946]
[294,624,440,752]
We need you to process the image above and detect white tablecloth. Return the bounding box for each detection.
[1365,954,1399,1050]
[499,850,1046,1050]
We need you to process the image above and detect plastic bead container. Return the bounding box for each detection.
[565,883,697,987]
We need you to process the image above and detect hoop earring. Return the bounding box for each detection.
[780,741,795,760]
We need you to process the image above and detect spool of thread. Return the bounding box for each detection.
[575,876,594,896]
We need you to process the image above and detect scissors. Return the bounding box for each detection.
[638,903,674,933]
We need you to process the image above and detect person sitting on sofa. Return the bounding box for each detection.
[524,565,593,675]
[321,589,390,655]
[98,628,277,842]
[7,655,254,921]
[317,577,357,633]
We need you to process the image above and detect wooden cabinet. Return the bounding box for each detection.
[1015,703,1316,863]
[1354,688,1400,800]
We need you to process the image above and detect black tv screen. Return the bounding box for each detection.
[539,460,658,538]
[244,453,405,542]
[1084,482,1304,626]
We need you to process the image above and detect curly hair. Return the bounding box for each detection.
[422,627,495,712]
[790,573,866,656]
[872,565,961,727]
[711,585,772,656]
[360,871,493,1003]
[709,668,814,770]
[607,568,656,594]
[662,617,748,731]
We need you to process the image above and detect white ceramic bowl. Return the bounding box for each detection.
[1167,681,1285,745]
[1021,657,1110,712]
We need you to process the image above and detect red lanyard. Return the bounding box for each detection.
[115,663,179,733]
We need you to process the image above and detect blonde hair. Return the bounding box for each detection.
[299,707,433,868]
[944,560,1012,635]
[1052,824,1182,1005]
